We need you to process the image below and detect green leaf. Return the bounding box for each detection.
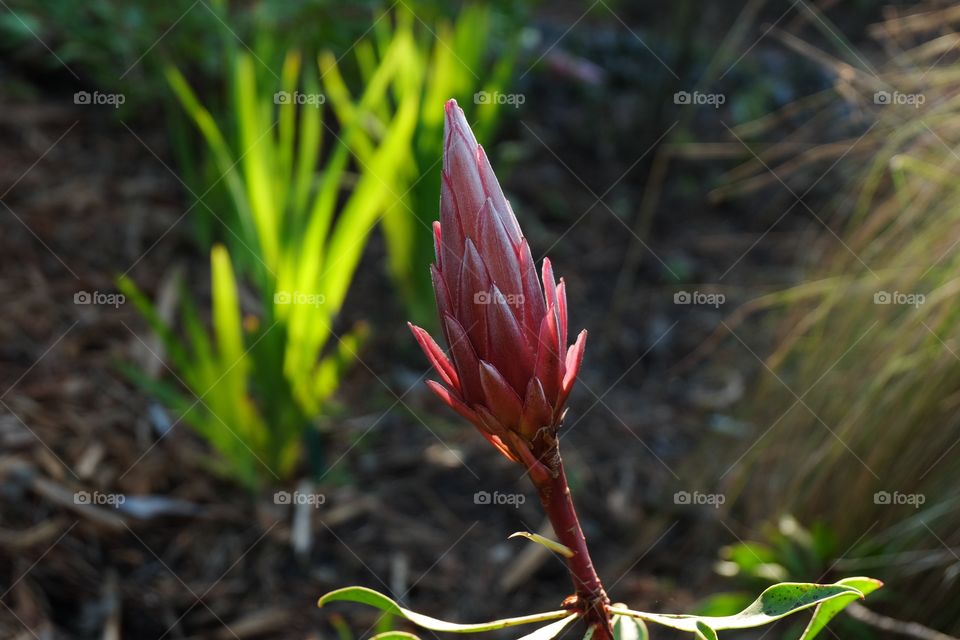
[515,615,578,640]
[327,613,353,640]
[210,244,248,413]
[370,633,421,640]
[234,53,280,272]
[612,615,648,640]
[509,531,574,558]
[696,621,718,640]
[318,586,571,633]
[798,577,883,640]
[609,582,863,632]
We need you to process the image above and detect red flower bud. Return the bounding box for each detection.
[409,99,587,466]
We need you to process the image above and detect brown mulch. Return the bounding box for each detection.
[0,57,804,640]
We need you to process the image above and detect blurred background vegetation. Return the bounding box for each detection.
[0,0,958,638]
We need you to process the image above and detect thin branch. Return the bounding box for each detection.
[846,602,959,640]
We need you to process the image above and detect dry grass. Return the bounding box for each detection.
[717,2,960,633]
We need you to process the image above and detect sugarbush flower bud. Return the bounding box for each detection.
[409,99,587,469]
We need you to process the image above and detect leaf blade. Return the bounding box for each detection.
[609,582,863,632]
[318,586,571,633]
[798,577,883,640]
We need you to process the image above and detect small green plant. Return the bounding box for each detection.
[698,516,844,615]
[317,100,879,640]
[321,3,519,327]
[121,42,419,487]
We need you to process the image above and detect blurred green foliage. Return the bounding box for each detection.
[697,516,837,615]
[322,3,520,327]
[0,0,525,104]
[120,38,420,487]
[697,517,878,639]
[21,0,528,487]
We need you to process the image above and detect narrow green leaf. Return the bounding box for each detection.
[515,615,578,640]
[612,615,648,640]
[798,577,882,640]
[210,245,245,370]
[116,275,190,374]
[235,54,279,271]
[276,49,301,218]
[370,633,421,640]
[318,586,570,633]
[328,613,353,640]
[609,582,863,632]
[696,621,718,640]
[312,322,368,407]
[509,531,574,558]
[164,65,255,247]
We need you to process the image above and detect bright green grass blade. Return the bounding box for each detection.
[291,66,322,228]
[164,65,255,249]
[276,50,301,219]
[116,275,191,375]
[235,53,279,272]
[210,245,247,400]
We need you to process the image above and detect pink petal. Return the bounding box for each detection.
[432,220,442,269]
[534,308,562,405]
[557,329,588,412]
[444,99,478,158]
[409,323,459,392]
[458,239,491,358]
[479,360,524,428]
[542,258,558,315]
[484,284,534,394]
[473,405,521,463]
[517,239,546,343]
[431,264,455,346]
[425,380,477,425]
[477,144,521,242]
[476,198,523,303]
[440,172,466,296]
[446,136,485,238]
[443,314,484,404]
[520,377,553,440]
[556,278,568,352]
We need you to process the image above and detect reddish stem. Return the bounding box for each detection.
[533,451,613,640]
